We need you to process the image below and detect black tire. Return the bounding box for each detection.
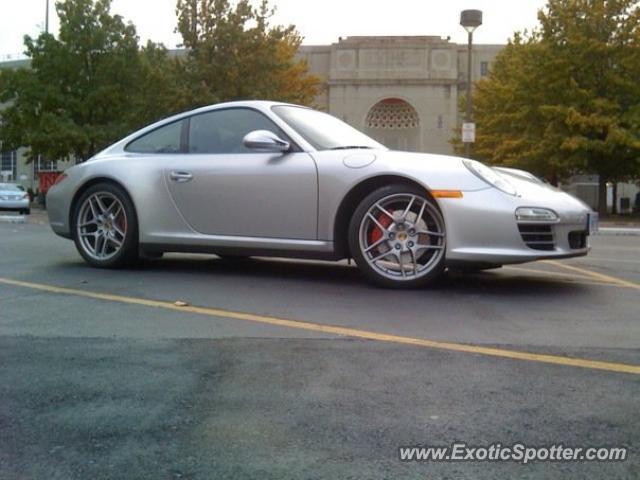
[24,208,31,215]
[72,182,139,268]
[348,184,446,288]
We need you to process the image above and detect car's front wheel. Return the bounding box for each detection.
[348,185,446,288]
[72,183,138,268]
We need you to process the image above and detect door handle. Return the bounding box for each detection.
[169,171,193,183]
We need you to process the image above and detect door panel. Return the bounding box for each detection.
[164,152,318,239]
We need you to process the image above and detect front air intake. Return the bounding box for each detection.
[568,230,587,249]
[518,224,555,251]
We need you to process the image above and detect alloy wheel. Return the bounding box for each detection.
[76,192,128,261]
[358,193,445,281]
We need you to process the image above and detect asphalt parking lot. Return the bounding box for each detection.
[1,212,639,479]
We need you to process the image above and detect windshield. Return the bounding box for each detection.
[272,106,385,151]
[0,183,21,192]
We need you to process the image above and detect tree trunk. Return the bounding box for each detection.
[597,175,608,215]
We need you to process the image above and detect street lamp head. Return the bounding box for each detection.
[460,9,483,33]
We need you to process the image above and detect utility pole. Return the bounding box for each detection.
[45,0,50,33]
[460,10,483,159]
[465,30,473,158]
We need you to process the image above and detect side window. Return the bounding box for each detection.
[126,120,184,154]
[188,108,287,154]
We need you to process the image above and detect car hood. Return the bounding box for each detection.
[365,151,592,212]
[359,150,490,192]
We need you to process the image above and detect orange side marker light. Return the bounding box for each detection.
[430,190,464,199]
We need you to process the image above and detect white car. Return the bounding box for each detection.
[0,183,30,215]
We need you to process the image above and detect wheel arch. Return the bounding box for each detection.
[332,175,438,259]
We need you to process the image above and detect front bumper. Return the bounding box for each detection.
[439,188,592,266]
[0,199,29,211]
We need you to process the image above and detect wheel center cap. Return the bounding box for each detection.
[397,231,408,242]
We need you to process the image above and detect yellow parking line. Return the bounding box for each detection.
[577,257,640,264]
[544,261,640,291]
[503,266,619,286]
[1,276,639,375]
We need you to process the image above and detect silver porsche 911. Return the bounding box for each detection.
[47,101,597,288]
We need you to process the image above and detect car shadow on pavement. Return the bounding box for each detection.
[128,255,588,298]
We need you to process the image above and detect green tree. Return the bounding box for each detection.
[464,34,578,184]
[174,0,321,109]
[0,0,176,163]
[133,41,184,127]
[465,0,640,213]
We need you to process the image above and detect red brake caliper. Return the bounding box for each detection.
[369,214,393,246]
[116,209,127,234]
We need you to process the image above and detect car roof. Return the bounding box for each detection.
[94,100,314,158]
[180,100,304,117]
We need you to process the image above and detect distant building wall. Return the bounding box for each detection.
[297,36,502,155]
[0,143,74,192]
[561,175,640,213]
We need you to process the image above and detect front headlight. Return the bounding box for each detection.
[515,207,559,222]
[463,160,517,196]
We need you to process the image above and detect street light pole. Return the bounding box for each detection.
[465,30,473,158]
[460,10,482,159]
[45,0,50,34]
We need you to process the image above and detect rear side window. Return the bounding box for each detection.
[188,108,286,154]
[126,120,184,154]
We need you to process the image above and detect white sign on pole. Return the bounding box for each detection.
[462,122,476,143]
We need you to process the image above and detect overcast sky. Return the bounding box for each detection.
[0,0,548,57]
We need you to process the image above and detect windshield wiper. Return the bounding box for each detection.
[329,146,374,150]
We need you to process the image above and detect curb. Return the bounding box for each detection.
[596,227,640,237]
[0,215,26,224]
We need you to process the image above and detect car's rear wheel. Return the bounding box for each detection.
[348,185,446,288]
[72,183,138,268]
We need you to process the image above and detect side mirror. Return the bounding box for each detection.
[243,130,290,153]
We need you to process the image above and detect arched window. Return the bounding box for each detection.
[365,98,421,151]
[365,98,420,130]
